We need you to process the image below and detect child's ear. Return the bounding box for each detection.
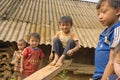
[116,8,120,16]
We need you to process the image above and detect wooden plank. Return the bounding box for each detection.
[24,60,72,80]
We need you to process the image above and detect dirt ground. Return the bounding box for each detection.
[53,71,92,80]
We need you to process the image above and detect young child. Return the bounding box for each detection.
[49,16,80,67]
[92,0,120,80]
[11,39,27,80]
[107,43,120,80]
[113,43,120,80]
[20,32,44,78]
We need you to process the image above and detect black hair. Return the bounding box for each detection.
[18,39,27,45]
[96,0,120,10]
[28,32,40,41]
[114,42,120,54]
[59,16,73,25]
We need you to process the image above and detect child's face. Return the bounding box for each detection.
[29,36,39,48]
[60,22,72,34]
[17,41,26,50]
[97,1,119,27]
[114,53,120,77]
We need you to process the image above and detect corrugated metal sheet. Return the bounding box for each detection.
[0,0,104,48]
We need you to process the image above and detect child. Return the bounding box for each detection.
[107,43,120,80]
[20,32,44,78]
[92,0,120,80]
[49,16,80,67]
[11,39,27,80]
[113,43,120,80]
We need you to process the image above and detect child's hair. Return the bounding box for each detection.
[96,0,120,10]
[59,16,73,25]
[114,43,120,54]
[28,32,40,41]
[18,39,26,45]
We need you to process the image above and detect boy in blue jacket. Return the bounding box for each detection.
[92,0,120,80]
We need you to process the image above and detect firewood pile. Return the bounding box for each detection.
[0,48,13,80]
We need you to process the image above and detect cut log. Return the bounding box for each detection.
[24,59,72,80]
[0,61,12,71]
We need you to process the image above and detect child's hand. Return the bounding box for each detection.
[49,53,53,62]
[67,50,73,56]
